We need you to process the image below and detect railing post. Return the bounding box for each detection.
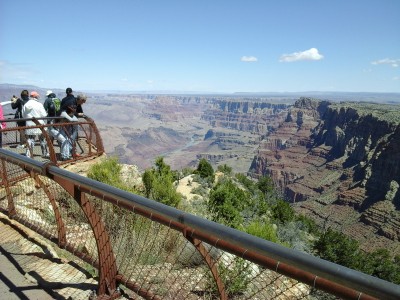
[184,230,228,300]
[85,116,104,154]
[51,175,119,298]
[31,118,57,163]
[33,174,67,247]
[0,160,16,217]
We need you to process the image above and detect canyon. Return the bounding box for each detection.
[1,84,400,253]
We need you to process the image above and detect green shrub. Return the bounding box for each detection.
[87,156,139,194]
[208,178,249,228]
[217,164,232,175]
[244,219,278,243]
[142,157,181,207]
[87,156,122,187]
[195,158,214,183]
[191,185,208,197]
[313,228,360,269]
[204,257,252,297]
[271,199,295,224]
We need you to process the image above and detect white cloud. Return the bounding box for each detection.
[241,56,258,62]
[371,58,400,68]
[393,76,400,81]
[279,48,324,62]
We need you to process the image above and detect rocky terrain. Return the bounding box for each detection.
[2,84,400,253]
[250,98,400,253]
[77,93,400,254]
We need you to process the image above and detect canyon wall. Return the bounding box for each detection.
[250,98,400,251]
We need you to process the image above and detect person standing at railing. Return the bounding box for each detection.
[59,105,79,160]
[0,104,6,148]
[75,94,87,117]
[44,90,69,160]
[43,90,61,119]
[22,91,49,158]
[11,90,29,148]
[59,87,81,159]
[60,87,76,113]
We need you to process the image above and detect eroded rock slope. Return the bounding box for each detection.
[250,98,400,252]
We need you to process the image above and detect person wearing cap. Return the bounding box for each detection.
[44,90,57,117]
[22,91,49,158]
[11,90,29,148]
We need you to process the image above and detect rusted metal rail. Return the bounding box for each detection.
[1,146,400,299]
[0,116,104,165]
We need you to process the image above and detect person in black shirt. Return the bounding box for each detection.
[60,87,76,113]
[76,94,87,117]
[11,90,29,148]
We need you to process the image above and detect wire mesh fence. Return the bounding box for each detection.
[1,148,398,300]
[0,116,103,165]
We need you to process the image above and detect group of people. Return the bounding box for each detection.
[9,87,87,160]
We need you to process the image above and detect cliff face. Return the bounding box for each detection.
[250,98,400,252]
[202,100,288,134]
[313,105,400,209]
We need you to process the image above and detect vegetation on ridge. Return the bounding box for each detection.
[87,156,400,286]
[330,101,400,124]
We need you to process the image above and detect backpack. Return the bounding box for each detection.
[53,97,61,114]
[47,97,61,117]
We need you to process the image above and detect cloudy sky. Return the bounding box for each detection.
[0,0,399,93]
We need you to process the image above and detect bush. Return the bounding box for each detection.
[313,228,361,269]
[359,249,400,284]
[208,178,248,228]
[204,257,252,297]
[142,157,181,207]
[191,185,208,197]
[244,219,278,243]
[87,156,139,193]
[271,199,295,224]
[277,221,312,252]
[87,156,122,187]
[217,164,232,175]
[195,158,214,184]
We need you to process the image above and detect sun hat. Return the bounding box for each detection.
[46,90,53,96]
[30,91,40,98]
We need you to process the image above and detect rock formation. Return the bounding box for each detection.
[250,98,400,252]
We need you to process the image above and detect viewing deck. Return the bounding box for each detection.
[0,115,104,166]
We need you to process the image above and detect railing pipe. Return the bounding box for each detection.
[0,148,50,175]
[40,161,400,300]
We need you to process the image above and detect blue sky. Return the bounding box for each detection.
[0,0,399,93]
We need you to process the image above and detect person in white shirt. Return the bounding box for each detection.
[22,91,49,158]
[59,105,79,160]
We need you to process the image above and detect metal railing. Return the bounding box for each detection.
[1,148,400,300]
[0,116,104,165]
